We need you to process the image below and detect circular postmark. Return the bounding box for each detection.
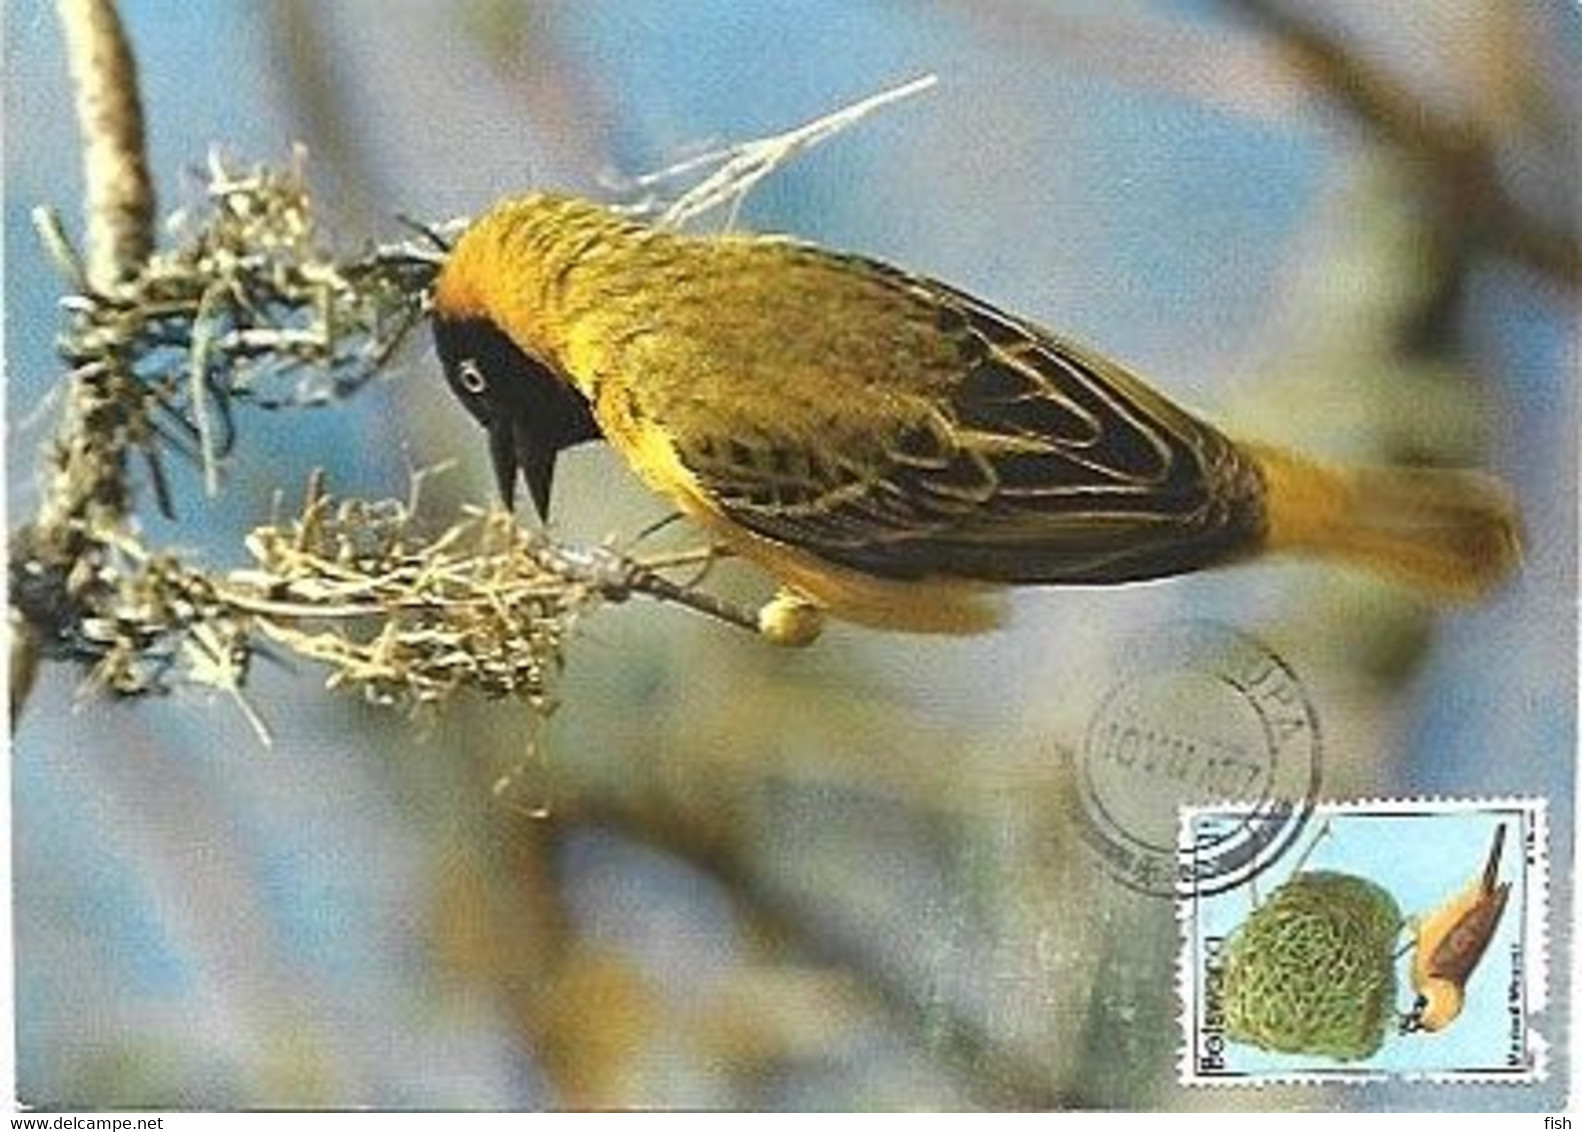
[1076,620,1321,897]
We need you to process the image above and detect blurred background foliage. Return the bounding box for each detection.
[5,0,1576,1111]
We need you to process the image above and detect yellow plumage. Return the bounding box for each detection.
[431,194,1523,643]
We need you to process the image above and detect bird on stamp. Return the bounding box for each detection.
[1399,824,1513,1034]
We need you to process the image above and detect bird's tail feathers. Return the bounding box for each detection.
[1251,445,1522,601]
[1483,825,1507,894]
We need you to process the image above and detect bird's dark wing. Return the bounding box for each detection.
[653,253,1267,584]
[1427,882,1512,985]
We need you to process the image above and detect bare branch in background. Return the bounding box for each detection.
[959,0,1578,289]
[954,0,1311,124]
[564,789,1076,1110]
[1224,0,1581,287]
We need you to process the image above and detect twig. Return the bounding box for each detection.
[615,74,938,230]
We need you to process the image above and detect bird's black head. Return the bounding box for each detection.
[431,316,603,520]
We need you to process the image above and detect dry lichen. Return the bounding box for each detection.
[37,148,439,505]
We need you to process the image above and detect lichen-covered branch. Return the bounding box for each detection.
[227,473,756,723]
[11,0,156,727]
[9,149,772,730]
[9,152,443,733]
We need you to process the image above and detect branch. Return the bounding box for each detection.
[8,152,442,733]
[58,0,155,288]
[11,0,155,728]
[565,792,1076,1110]
[1224,0,1581,287]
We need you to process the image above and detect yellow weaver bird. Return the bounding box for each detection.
[1400,824,1512,1034]
[431,194,1521,645]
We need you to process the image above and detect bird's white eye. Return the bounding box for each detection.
[457,358,488,395]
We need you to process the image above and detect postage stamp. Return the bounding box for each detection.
[1076,620,1323,897]
[1178,798,1549,1085]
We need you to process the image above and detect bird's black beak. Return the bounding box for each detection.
[489,414,557,521]
[1399,995,1427,1034]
